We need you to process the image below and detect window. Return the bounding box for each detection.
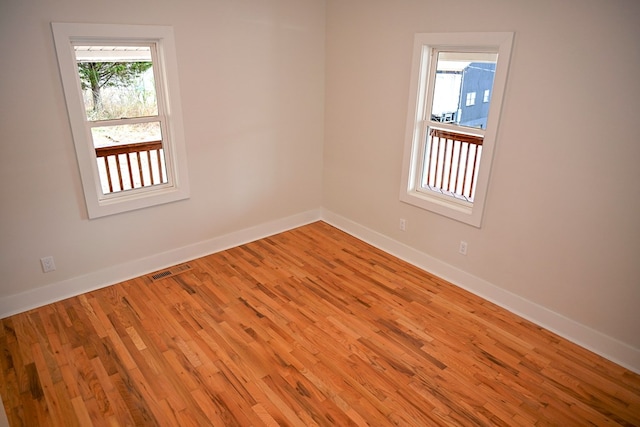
[465,92,476,106]
[400,32,513,227]
[52,23,190,218]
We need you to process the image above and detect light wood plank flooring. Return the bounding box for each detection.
[1,221,639,426]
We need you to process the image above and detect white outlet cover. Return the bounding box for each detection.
[41,256,56,273]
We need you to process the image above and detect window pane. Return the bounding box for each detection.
[74,45,158,121]
[420,127,483,201]
[91,122,166,194]
[431,51,497,130]
[91,122,162,148]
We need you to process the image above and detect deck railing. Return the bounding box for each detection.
[95,140,167,194]
[423,128,483,201]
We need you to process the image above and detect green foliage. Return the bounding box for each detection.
[77,62,152,112]
[77,61,152,91]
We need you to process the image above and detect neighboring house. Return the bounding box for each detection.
[457,62,496,129]
[431,62,496,130]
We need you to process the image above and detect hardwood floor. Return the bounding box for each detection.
[1,221,639,426]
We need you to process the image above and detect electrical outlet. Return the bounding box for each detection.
[399,218,407,231]
[40,256,56,273]
[459,241,468,256]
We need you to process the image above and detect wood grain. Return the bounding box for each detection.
[1,221,639,426]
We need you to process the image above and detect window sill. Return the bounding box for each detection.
[85,182,190,219]
[400,188,482,227]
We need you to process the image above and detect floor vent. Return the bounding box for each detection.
[148,263,192,281]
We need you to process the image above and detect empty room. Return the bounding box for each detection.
[0,0,639,425]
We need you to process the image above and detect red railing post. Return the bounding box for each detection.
[426,128,483,201]
[95,141,167,194]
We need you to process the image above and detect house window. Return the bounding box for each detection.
[52,23,190,219]
[400,32,513,227]
[465,92,476,106]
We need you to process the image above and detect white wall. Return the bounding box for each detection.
[324,0,640,364]
[1,0,639,372]
[0,0,325,297]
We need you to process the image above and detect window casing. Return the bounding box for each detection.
[400,32,513,227]
[466,92,476,106]
[52,23,190,219]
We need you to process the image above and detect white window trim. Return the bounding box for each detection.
[466,91,476,106]
[52,23,190,219]
[399,32,514,227]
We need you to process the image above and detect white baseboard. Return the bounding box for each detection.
[2,207,638,374]
[0,209,321,319]
[321,209,640,374]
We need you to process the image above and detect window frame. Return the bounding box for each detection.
[52,23,190,219]
[466,91,476,106]
[399,32,514,227]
